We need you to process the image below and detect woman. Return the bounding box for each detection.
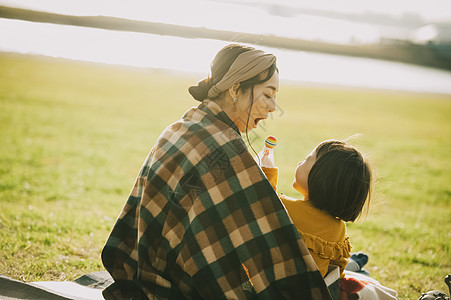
[101,44,330,299]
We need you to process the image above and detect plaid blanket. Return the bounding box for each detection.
[101,100,330,299]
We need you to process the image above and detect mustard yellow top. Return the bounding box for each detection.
[262,167,351,278]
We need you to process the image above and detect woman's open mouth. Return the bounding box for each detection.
[254,117,265,126]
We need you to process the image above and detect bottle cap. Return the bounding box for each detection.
[265,136,277,148]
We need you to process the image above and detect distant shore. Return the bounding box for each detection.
[1,5,451,71]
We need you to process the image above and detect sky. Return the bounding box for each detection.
[2,0,451,47]
[1,0,451,23]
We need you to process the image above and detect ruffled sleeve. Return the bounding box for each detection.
[299,230,352,278]
[261,167,278,192]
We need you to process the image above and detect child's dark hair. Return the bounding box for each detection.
[308,140,372,222]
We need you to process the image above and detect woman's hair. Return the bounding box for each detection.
[188,44,278,101]
[308,140,372,222]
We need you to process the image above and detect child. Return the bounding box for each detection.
[262,139,372,278]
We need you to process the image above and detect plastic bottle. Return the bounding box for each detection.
[255,136,277,168]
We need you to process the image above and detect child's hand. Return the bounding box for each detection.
[260,149,275,168]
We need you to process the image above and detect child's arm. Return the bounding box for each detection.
[261,167,278,192]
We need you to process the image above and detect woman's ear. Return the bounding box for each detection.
[228,83,240,99]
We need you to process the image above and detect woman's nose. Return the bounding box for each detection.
[267,98,276,112]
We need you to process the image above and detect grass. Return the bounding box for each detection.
[1,52,450,299]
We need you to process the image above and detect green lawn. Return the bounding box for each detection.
[1,52,450,299]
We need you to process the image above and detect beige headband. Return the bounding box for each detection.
[207,49,276,99]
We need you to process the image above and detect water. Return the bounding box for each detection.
[1,18,451,95]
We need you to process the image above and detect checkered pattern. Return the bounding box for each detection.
[101,100,331,299]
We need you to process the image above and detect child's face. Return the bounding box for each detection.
[293,148,317,197]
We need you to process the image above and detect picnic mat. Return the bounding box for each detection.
[0,271,112,300]
[0,267,341,299]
